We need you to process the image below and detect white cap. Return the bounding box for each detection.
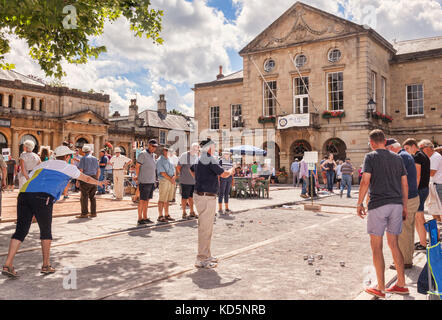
[82,145,91,152]
[114,147,121,153]
[54,146,75,157]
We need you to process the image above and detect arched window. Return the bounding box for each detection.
[22,97,26,109]
[119,146,126,155]
[0,132,8,151]
[31,98,35,110]
[8,95,13,108]
[39,99,43,111]
[291,140,312,160]
[75,138,89,149]
[0,93,3,107]
[19,134,39,154]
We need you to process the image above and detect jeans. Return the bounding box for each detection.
[301,177,309,195]
[293,172,299,187]
[98,167,105,193]
[340,174,352,197]
[218,176,232,204]
[326,171,335,191]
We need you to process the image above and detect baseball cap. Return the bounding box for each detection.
[54,146,75,157]
[385,138,399,147]
[149,139,159,147]
[200,138,215,148]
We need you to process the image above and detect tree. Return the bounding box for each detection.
[169,109,184,116]
[0,0,163,78]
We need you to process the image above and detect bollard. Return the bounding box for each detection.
[315,270,321,276]
[340,262,345,267]
[308,259,314,265]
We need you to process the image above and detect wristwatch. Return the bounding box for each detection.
[357,203,364,208]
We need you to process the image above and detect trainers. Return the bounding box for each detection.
[195,260,218,269]
[365,287,385,299]
[415,243,427,252]
[300,194,308,199]
[76,214,89,219]
[89,213,97,218]
[218,210,224,215]
[385,284,409,295]
[137,220,147,225]
[144,218,154,224]
[225,209,232,215]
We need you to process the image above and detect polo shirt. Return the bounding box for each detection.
[137,150,156,184]
[110,155,131,169]
[156,156,175,180]
[191,153,225,194]
[78,153,99,177]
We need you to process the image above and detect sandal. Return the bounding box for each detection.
[189,212,198,219]
[182,213,188,220]
[41,265,56,275]
[165,215,175,222]
[157,216,168,223]
[2,265,18,278]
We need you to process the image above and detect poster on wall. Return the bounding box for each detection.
[2,148,10,161]
[277,114,310,129]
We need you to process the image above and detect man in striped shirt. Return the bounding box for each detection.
[340,158,354,198]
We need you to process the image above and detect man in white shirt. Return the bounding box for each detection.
[169,149,179,202]
[419,140,442,221]
[110,147,132,200]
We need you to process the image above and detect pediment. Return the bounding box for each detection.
[240,2,363,55]
[63,110,109,125]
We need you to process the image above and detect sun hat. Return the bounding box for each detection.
[114,147,122,153]
[82,145,91,153]
[54,146,75,157]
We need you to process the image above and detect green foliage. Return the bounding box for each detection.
[0,0,163,78]
[169,109,184,116]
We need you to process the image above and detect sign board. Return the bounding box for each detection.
[2,148,10,161]
[0,119,11,128]
[303,151,318,164]
[308,163,316,170]
[277,114,310,129]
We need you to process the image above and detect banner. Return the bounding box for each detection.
[277,114,310,129]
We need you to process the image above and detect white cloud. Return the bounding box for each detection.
[2,0,441,118]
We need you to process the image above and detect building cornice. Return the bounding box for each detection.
[194,77,243,89]
[0,79,110,103]
[390,48,442,64]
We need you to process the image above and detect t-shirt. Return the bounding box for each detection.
[99,155,108,167]
[341,162,354,175]
[430,151,442,184]
[20,160,81,201]
[137,150,156,184]
[73,154,82,168]
[291,161,299,173]
[178,152,198,185]
[362,149,407,210]
[413,150,430,190]
[219,158,233,171]
[251,164,258,174]
[399,149,418,199]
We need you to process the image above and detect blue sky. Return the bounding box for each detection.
[6,0,441,116]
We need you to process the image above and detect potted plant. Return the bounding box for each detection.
[277,166,288,184]
[258,115,276,124]
[322,110,346,119]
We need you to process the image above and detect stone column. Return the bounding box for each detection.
[11,129,19,159]
[1,94,7,107]
[43,131,49,147]
[94,135,100,157]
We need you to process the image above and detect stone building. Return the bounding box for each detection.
[193,1,442,179]
[0,69,110,159]
[109,94,195,159]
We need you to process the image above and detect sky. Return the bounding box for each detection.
[4,0,442,116]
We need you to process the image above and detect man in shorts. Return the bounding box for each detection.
[135,139,158,225]
[357,129,409,298]
[176,143,199,220]
[156,146,176,223]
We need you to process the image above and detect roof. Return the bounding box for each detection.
[0,69,45,86]
[140,110,193,131]
[393,36,442,55]
[194,70,244,89]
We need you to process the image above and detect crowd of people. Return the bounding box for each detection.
[1,131,441,289]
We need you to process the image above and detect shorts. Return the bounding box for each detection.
[418,187,429,212]
[139,183,155,201]
[367,204,403,236]
[181,184,195,199]
[158,179,175,202]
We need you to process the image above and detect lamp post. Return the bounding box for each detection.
[367,98,376,118]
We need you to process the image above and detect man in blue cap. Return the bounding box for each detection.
[191,139,236,269]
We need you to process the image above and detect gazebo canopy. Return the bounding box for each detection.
[229,145,267,156]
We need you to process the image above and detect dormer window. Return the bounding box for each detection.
[328,49,342,63]
[264,59,275,73]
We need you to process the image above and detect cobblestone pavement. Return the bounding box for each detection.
[0,186,430,300]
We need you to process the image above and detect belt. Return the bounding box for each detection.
[196,192,217,197]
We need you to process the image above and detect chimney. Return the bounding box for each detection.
[128,98,138,122]
[216,65,224,80]
[157,94,167,115]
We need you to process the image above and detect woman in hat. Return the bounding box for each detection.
[18,140,41,189]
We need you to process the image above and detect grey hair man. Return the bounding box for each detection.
[77,145,100,219]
